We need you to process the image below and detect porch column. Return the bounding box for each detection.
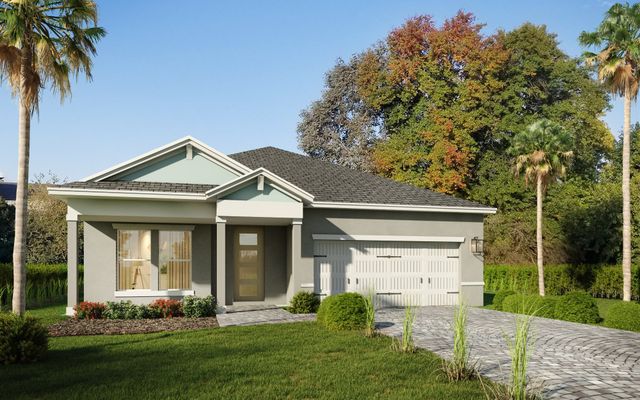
[288,219,303,301]
[216,217,227,309]
[66,219,79,316]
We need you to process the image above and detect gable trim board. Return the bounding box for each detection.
[48,187,207,201]
[205,168,314,203]
[82,136,251,182]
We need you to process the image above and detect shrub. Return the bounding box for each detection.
[150,299,183,318]
[74,301,106,319]
[554,291,600,324]
[289,291,319,314]
[104,301,139,319]
[502,294,558,319]
[183,295,216,318]
[363,292,376,337]
[442,302,476,381]
[0,263,85,307]
[0,313,48,364]
[135,304,160,319]
[317,293,366,331]
[605,302,640,332]
[493,289,516,311]
[485,263,640,300]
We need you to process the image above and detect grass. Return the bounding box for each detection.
[25,303,67,326]
[0,322,489,400]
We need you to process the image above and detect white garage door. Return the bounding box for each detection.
[313,239,460,307]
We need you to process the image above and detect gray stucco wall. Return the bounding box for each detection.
[297,208,485,306]
[83,222,213,304]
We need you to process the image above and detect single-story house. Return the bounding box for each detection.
[48,137,495,315]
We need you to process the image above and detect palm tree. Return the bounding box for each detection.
[510,119,573,296]
[580,2,640,302]
[0,0,105,314]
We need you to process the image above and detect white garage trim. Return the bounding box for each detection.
[460,282,485,286]
[312,234,465,243]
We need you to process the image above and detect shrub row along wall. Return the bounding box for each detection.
[485,264,640,300]
[0,263,84,307]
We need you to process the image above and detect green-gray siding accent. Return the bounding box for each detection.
[222,181,298,203]
[116,149,239,185]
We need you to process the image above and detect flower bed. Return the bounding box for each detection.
[48,317,218,337]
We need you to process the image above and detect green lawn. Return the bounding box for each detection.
[25,303,67,326]
[0,322,488,400]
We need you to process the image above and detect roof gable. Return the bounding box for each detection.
[222,180,298,203]
[113,147,239,185]
[83,136,251,183]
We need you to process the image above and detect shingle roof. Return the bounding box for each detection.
[229,147,489,208]
[55,181,216,193]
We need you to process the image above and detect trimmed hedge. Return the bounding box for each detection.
[0,313,48,364]
[605,302,640,332]
[317,293,367,331]
[485,264,640,300]
[0,263,85,308]
[554,291,600,324]
[182,295,216,318]
[289,291,319,314]
[492,289,516,311]
[502,294,558,318]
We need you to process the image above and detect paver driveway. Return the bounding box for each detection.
[377,307,640,400]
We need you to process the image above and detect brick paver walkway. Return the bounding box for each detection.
[217,308,315,327]
[377,307,640,400]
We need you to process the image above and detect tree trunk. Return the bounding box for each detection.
[622,88,632,302]
[537,174,545,297]
[11,48,32,315]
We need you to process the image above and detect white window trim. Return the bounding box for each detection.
[114,289,195,298]
[312,234,465,243]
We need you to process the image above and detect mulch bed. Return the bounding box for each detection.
[48,317,218,337]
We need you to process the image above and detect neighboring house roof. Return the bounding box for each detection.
[229,147,488,209]
[0,182,17,201]
[56,181,216,193]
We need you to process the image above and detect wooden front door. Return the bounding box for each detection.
[234,227,264,301]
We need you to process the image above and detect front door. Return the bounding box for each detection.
[234,227,264,301]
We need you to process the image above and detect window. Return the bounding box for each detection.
[159,231,192,290]
[117,230,151,290]
[116,228,193,291]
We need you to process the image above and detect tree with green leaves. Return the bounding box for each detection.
[580,2,640,302]
[510,120,573,296]
[0,0,105,314]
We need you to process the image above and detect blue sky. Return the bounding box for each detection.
[0,0,628,181]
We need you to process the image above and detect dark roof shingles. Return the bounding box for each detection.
[55,181,215,194]
[229,147,489,208]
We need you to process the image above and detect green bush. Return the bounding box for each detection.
[317,293,367,331]
[289,291,319,314]
[0,313,48,364]
[502,294,558,318]
[183,295,216,318]
[605,302,640,332]
[104,301,140,319]
[485,264,640,300]
[554,291,600,324]
[493,290,516,311]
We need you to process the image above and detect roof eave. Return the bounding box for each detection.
[306,201,497,215]
[47,187,208,202]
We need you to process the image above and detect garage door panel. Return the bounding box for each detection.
[314,240,460,306]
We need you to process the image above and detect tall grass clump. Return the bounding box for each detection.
[363,292,376,337]
[391,304,415,353]
[443,301,476,381]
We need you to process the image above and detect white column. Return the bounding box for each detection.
[288,219,303,301]
[216,217,227,310]
[66,219,79,316]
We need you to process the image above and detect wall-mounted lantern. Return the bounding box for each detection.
[470,236,484,255]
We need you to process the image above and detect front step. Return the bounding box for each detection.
[225,304,280,313]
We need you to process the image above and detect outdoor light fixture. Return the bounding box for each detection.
[470,236,484,255]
